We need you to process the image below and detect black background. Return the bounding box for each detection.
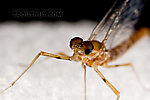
[0,0,149,28]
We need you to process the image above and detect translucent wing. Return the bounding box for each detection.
[88,0,146,49]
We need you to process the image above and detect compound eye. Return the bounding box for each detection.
[70,37,83,49]
[83,41,94,55]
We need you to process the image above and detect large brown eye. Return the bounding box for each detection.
[83,41,94,55]
[69,37,83,49]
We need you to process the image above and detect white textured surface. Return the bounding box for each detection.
[0,21,150,100]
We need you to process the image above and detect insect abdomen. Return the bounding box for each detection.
[109,27,150,61]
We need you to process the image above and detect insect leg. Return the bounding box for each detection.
[57,52,70,58]
[102,63,138,80]
[94,66,120,100]
[82,63,87,100]
[0,51,71,94]
[103,63,149,90]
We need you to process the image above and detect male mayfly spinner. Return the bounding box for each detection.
[0,0,149,100]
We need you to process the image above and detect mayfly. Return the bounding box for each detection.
[0,0,149,100]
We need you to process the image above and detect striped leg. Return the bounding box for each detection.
[94,66,120,100]
[103,63,149,90]
[0,51,71,94]
[57,52,70,58]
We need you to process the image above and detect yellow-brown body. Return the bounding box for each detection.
[109,27,150,61]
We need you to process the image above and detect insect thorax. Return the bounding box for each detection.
[74,40,110,67]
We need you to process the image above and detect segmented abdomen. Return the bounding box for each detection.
[108,27,150,61]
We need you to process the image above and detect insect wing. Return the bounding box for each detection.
[88,0,146,49]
